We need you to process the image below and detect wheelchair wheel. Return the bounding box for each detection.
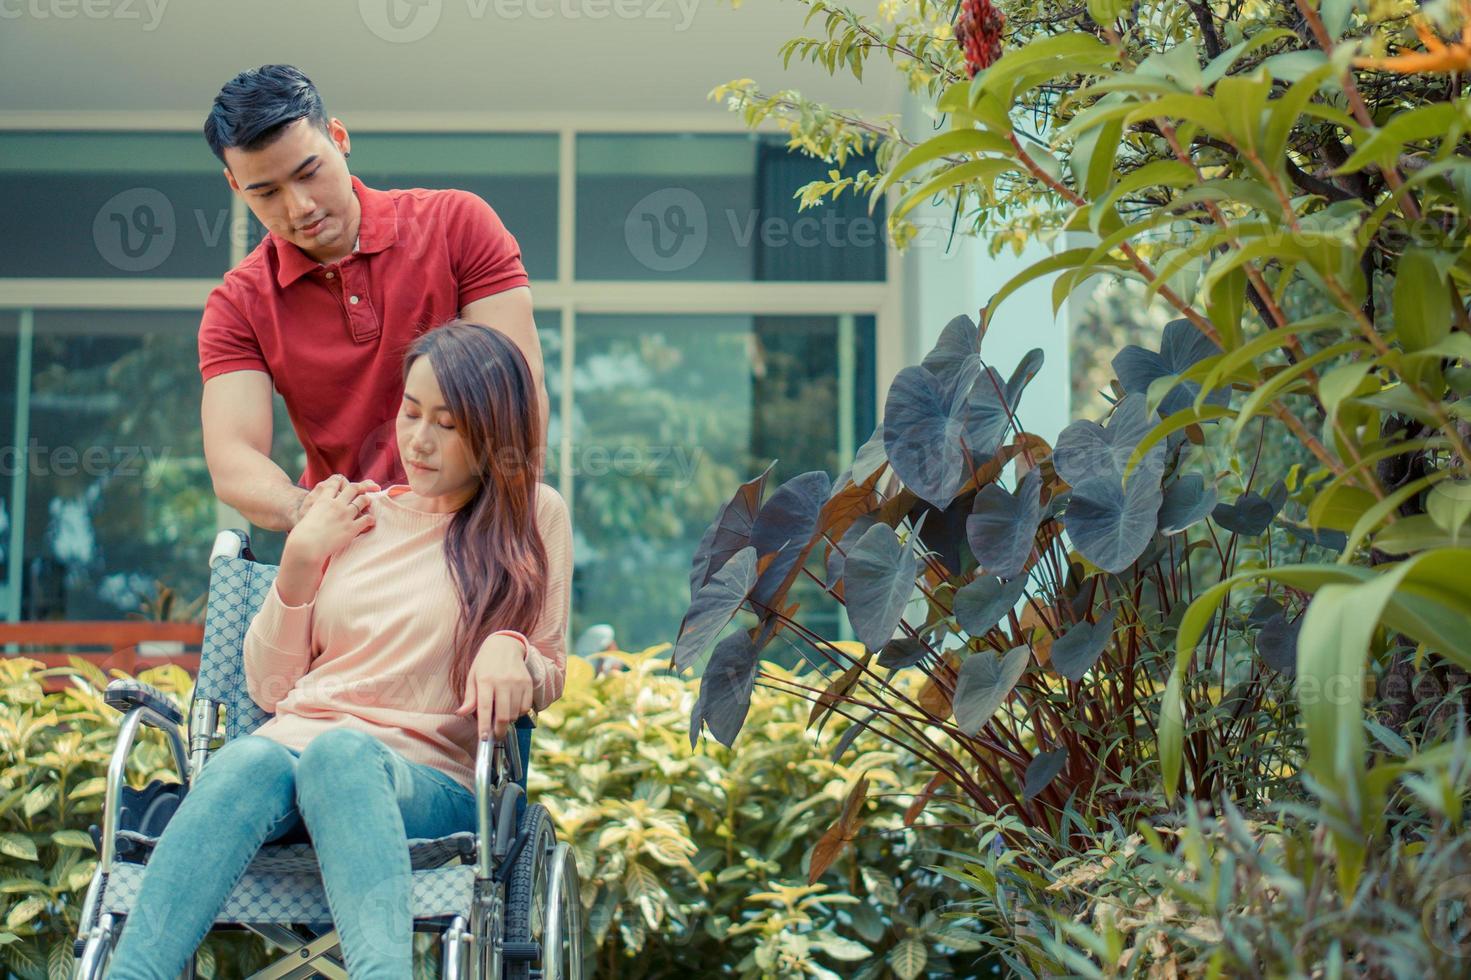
[502,803,557,980]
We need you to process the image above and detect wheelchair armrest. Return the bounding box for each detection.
[473,725,525,880]
[105,678,184,728]
[97,685,191,873]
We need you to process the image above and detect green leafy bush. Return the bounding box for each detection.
[1,652,987,979]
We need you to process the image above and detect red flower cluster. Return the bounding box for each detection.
[955,0,1005,78]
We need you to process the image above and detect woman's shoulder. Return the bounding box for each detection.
[533,482,571,528]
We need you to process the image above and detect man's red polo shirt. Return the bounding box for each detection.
[197,175,529,488]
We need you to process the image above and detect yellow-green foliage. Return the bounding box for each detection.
[2,651,984,980]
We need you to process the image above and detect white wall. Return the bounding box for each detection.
[898,92,1072,446]
[0,0,901,119]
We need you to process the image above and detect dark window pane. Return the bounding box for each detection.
[0,133,232,278]
[576,134,885,282]
[18,310,213,620]
[246,134,559,282]
[570,313,876,654]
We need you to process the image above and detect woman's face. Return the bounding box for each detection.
[397,357,479,509]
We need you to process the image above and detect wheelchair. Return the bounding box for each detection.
[71,528,585,979]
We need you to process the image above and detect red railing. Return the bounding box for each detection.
[0,622,204,693]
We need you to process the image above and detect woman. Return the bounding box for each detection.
[107,320,573,978]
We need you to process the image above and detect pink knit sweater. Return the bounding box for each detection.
[242,483,573,792]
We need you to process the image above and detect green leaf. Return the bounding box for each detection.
[5,896,43,929]
[1086,0,1131,26]
[0,834,38,862]
[1321,0,1359,40]
[50,830,94,851]
[1297,567,1410,893]
[1336,104,1464,174]
[1394,249,1453,352]
[1308,483,1376,533]
[892,159,1016,223]
[876,129,1013,196]
[1427,481,1471,541]
[888,937,928,980]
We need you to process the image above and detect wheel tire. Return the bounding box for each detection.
[502,803,557,980]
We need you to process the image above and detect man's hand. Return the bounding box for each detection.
[291,474,378,529]
[454,634,532,741]
[283,475,380,565]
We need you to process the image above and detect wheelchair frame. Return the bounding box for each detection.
[71,529,584,980]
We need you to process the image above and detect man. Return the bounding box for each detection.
[198,64,549,529]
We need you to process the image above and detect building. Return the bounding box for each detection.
[0,0,1072,651]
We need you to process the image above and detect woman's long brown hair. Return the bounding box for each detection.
[401,320,547,703]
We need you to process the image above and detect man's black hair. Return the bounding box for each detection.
[203,65,330,164]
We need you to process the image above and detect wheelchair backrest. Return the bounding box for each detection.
[194,547,281,742]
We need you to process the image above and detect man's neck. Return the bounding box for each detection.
[303,192,363,266]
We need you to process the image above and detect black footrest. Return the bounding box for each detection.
[502,941,541,962]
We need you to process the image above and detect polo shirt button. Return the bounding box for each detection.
[349,295,360,304]
[325,271,335,279]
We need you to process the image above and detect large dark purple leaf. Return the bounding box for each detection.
[883,360,983,508]
[954,646,1030,736]
[689,461,776,601]
[1064,475,1164,573]
[843,522,919,652]
[750,471,831,607]
[913,494,974,579]
[826,514,877,589]
[1111,318,1227,418]
[1054,394,1166,487]
[1158,474,1218,535]
[1023,748,1067,800]
[848,424,888,487]
[1050,611,1118,682]
[1255,612,1301,675]
[690,629,759,748]
[1212,480,1287,537]
[920,314,983,388]
[966,467,1042,580]
[965,366,1016,462]
[1005,348,1046,408]
[953,575,1028,636]
[877,636,929,669]
[675,547,758,672]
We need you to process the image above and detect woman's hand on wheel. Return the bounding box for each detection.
[283,475,379,567]
[455,635,533,741]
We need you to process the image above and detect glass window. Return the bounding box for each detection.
[15,310,214,620]
[246,310,564,564]
[569,313,876,654]
[245,134,559,282]
[0,133,233,278]
[0,312,19,618]
[576,134,886,282]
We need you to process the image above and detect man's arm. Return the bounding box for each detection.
[461,285,551,473]
[202,370,307,532]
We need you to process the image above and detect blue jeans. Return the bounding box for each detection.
[107,719,534,979]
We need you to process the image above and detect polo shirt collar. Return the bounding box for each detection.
[273,175,398,289]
